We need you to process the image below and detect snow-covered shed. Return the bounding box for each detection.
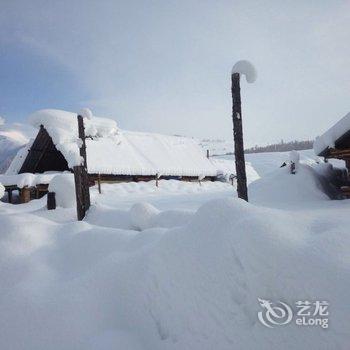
[8,109,217,182]
[314,112,350,161]
[314,112,350,197]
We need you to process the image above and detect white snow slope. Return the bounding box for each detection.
[0,122,34,173]
[0,151,349,350]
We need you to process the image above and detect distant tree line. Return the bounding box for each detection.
[244,139,314,154]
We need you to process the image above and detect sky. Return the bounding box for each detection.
[0,0,349,148]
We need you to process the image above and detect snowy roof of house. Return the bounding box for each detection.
[7,109,217,177]
[314,112,350,156]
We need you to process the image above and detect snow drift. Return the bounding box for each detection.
[0,196,349,349]
[249,163,330,207]
[0,183,4,199]
[48,174,76,208]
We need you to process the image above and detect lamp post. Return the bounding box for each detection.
[231,60,257,201]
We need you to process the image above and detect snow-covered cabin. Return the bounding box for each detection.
[314,112,350,197]
[314,112,350,165]
[2,109,217,202]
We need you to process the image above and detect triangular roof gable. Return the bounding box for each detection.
[19,126,69,173]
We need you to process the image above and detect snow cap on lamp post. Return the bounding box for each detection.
[231,60,257,83]
[79,108,93,120]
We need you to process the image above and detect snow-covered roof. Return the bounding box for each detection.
[8,109,217,177]
[0,172,64,188]
[314,112,350,156]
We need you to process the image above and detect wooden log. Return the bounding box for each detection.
[20,187,31,203]
[47,192,56,210]
[231,73,248,201]
[328,148,350,159]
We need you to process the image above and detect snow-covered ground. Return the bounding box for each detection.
[0,150,349,349]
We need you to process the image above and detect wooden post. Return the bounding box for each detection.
[198,175,204,186]
[97,173,102,194]
[74,115,91,220]
[20,187,31,203]
[231,73,248,201]
[47,192,56,210]
[206,149,210,159]
[74,166,87,220]
[290,162,296,174]
[7,189,12,204]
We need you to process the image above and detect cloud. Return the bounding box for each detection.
[0,0,350,146]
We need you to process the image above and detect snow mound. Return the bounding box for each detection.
[231,60,257,83]
[48,174,76,208]
[0,171,63,188]
[0,183,4,199]
[130,202,160,230]
[87,202,195,231]
[0,196,349,348]
[289,150,300,164]
[249,163,329,206]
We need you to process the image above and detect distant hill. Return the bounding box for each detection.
[245,140,313,154]
[199,138,313,156]
[0,122,35,173]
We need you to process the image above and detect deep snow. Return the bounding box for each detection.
[0,151,349,350]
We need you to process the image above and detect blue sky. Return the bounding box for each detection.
[0,0,349,147]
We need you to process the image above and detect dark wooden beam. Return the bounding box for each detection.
[231,73,248,201]
[74,115,91,220]
[47,192,56,210]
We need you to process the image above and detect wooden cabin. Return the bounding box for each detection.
[2,109,218,203]
[314,112,350,197]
